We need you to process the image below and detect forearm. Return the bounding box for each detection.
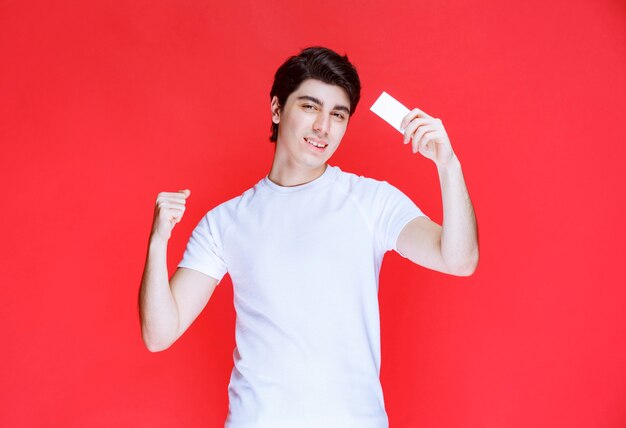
[138,236,180,351]
[437,155,479,275]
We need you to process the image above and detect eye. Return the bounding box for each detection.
[302,104,316,110]
[332,112,346,120]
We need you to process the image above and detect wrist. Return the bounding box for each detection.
[149,232,169,249]
[437,153,461,174]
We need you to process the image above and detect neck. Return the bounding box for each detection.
[268,162,328,187]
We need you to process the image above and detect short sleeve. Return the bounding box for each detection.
[375,181,429,256]
[178,210,228,283]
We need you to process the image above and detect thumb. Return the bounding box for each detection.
[179,189,191,198]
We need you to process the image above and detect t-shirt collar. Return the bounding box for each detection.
[262,164,337,193]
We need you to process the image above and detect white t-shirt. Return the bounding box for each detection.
[178,165,428,428]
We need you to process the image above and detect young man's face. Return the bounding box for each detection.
[271,79,351,172]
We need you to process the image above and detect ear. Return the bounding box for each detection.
[270,96,281,124]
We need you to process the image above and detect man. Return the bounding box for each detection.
[139,46,478,428]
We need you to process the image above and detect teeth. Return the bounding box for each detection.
[306,138,326,148]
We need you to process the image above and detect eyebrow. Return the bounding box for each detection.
[297,95,351,115]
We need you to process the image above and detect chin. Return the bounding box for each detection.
[300,159,327,170]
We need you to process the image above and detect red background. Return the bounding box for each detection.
[2,0,625,426]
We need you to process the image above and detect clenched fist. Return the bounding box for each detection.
[151,189,191,242]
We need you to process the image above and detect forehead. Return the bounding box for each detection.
[288,79,350,108]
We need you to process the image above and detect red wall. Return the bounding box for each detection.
[2,1,625,426]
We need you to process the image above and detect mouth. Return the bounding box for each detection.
[304,137,328,150]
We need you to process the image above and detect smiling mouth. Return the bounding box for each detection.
[304,137,328,149]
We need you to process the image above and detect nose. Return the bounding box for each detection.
[312,112,330,136]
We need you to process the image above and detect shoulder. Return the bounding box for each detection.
[331,165,400,199]
[201,181,264,226]
[331,165,387,191]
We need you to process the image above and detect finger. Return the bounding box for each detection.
[159,202,186,212]
[414,129,439,154]
[401,113,429,133]
[158,207,186,222]
[418,131,446,154]
[402,117,439,144]
[157,190,191,201]
[419,134,435,153]
[163,209,185,225]
[403,118,430,144]
[156,198,187,211]
[401,108,434,129]
[411,125,438,152]
[413,124,437,142]
[157,193,190,205]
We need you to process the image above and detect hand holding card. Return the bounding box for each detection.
[370,91,456,167]
[369,92,410,134]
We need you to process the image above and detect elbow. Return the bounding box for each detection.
[454,264,477,277]
[144,341,171,353]
[449,250,479,277]
[141,329,175,353]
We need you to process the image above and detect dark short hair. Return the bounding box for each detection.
[269,46,361,142]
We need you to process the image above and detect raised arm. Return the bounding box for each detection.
[138,190,219,352]
[396,108,479,276]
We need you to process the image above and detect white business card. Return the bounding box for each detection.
[369,91,410,134]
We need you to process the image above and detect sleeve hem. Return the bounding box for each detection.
[392,212,430,258]
[177,263,226,285]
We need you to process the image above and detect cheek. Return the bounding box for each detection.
[287,116,308,134]
[334,125,348,141]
